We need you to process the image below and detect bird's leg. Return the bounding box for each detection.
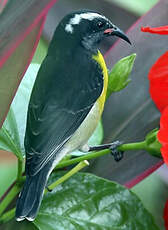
[89,141,124,162]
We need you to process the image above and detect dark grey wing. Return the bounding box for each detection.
[25,53,103,176]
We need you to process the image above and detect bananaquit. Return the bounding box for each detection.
[15,10,131,221]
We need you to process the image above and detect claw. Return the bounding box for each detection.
[88,140,124,161]
[109,141,124,162]
[46,186,52,192]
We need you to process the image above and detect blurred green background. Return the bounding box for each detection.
[107,0,158,15]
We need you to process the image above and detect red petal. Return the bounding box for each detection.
[160,146,168,165]
[164,200,168,230]
[158,107,168,140]
[158,107,168,165]
[141,26,168,35]
[148,51,168,112]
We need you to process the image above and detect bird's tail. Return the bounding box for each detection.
[15,169,48,222]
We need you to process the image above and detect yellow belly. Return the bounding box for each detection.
[65,50,108,151]
[93,50,108,113]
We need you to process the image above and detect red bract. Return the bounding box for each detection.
[163,200,168,230]
[149,51,168,164]
[141,25,168,35]
[142,24,168,229]
[148,51,168,113]
[158,107,168,165]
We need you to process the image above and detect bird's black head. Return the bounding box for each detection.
[58,10,131,52]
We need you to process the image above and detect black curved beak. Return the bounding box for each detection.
[104,26,131,45]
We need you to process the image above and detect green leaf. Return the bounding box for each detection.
[34,172,159,230]
[0,64,40,159]
[0,63,104,159]
[0,161,17,197]
[0,108,23,160]
[11,64,40,153]
[106,53,136,98]
[110,0,158,16]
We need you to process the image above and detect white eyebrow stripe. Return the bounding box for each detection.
[65,12,107,33]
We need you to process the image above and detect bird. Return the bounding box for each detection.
[15,9,131,222]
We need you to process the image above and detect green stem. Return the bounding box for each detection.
[55,150,110,169]
[0,208,15,224]
[0,184,21,216]
[46,160,89,193]
[118,141,146,151]
[0,159,23,219]
[17,159,23,182]
[55,141,147,170]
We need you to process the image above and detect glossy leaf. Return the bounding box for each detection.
[0,108,23,160]
[106,53,136,98]
[34,172,159,230]
[0,64,40,160]
[11,64,40,153]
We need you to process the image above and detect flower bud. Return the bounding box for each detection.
[145,128,162,157]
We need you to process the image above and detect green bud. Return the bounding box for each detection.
[145,128,162,157]
[106,53,136,99]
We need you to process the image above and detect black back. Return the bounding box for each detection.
[25,28,104,175]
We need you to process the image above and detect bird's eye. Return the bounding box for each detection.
[97,21,104,28]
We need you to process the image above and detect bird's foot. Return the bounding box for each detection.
[89,140,124,162]
[109,141,124,162]
[46,186,52,192]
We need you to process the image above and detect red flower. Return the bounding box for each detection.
[141,25,168,35]
[148,51,168,165]
[142,24,168,230]
[158,107,168,165]
[148,51,168,113]
[141,25,168,164]
[164,200,168,230]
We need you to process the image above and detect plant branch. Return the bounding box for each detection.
[0,183,21,217]
[55,149,111,169]
[46,160,89,193]
[0,181,16,203]
[17,159,23,182]
[55,141,147,170]
[0,159,24,218]
[0,208,15,224]
[118,141,147,151]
